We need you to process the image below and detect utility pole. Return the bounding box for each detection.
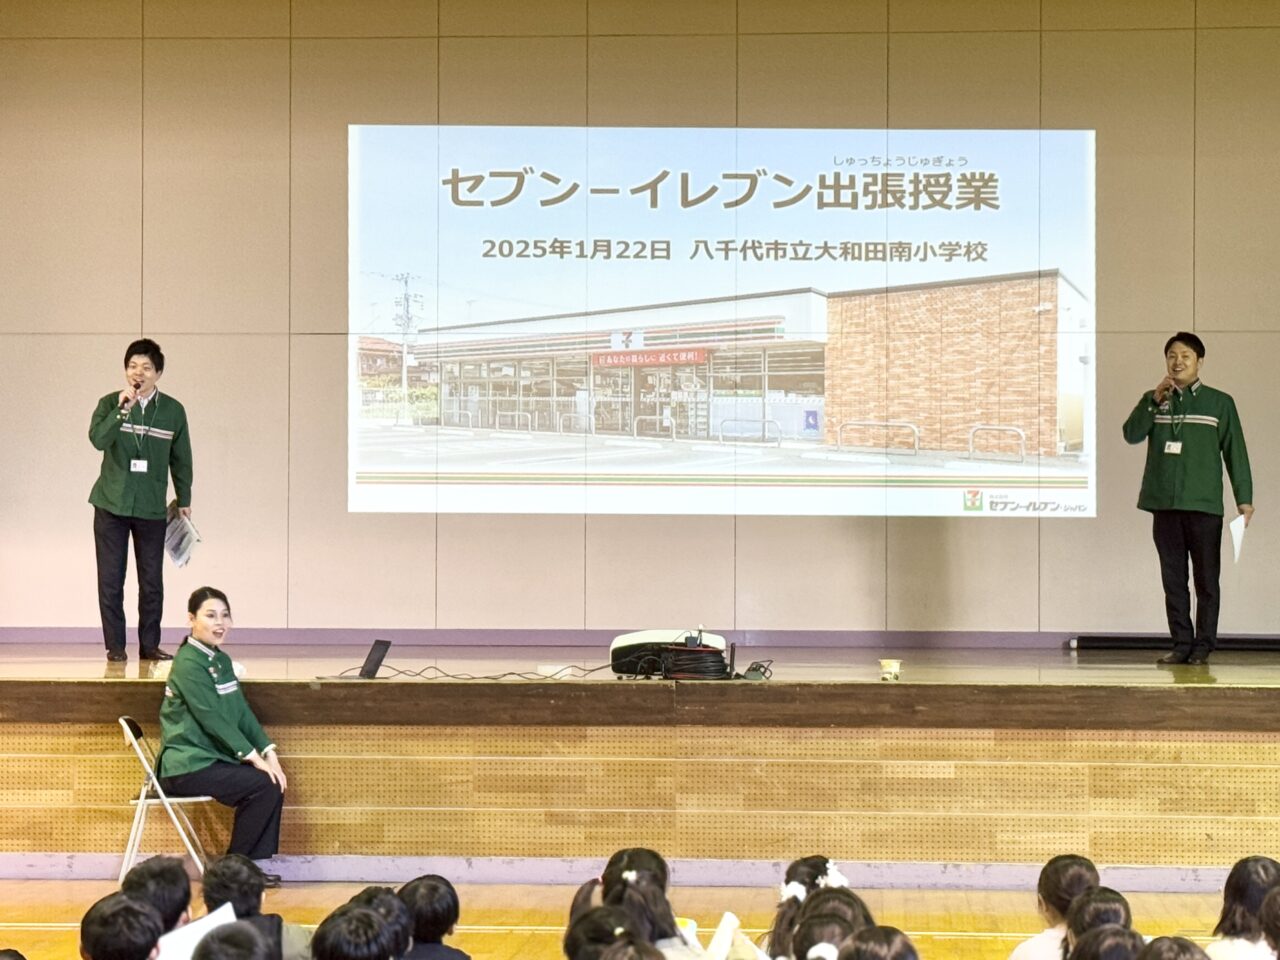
[392,272,420,426]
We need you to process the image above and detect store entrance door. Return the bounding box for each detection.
[634,366,673,438]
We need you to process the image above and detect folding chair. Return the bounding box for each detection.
[118,715,214,883]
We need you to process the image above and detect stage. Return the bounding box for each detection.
[2,642,1279,888]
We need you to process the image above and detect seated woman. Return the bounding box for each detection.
[158,586,287,882]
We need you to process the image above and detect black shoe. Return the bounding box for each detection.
[262,873,282,888]
[106,649,128,662]
[140,648,173,661]
[1157,652,1190,665]
[1186,654,1210,666]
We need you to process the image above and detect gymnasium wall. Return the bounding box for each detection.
[1,0,1277,638]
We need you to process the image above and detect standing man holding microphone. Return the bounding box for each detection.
[89,339,193,662]
[1124,332,1253,666]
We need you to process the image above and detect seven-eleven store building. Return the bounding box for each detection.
[413,290,829,442]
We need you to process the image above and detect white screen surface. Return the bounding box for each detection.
[349,126,1095,516]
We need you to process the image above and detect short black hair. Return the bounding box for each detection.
[80,893,164,960]
[122,855,191,933]
[311,905,398,960]
[202,854,266,918]
[349,887,413,958]
[124,338,165,374]
[398,875,460,943]
[0,950,30,960]
[1164,332,1205,359]
[192,922,271,960]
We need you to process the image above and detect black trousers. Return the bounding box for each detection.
[94,507,167,654]
[163,762,284,861]
[1152,509,1223,656]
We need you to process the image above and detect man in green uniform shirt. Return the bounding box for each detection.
[1123,332,1253,666]
[89,339,193,662]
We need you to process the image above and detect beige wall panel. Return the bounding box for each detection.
[153,334,290,628]
[737,34,888,128]
[734,517,888,630]
[587,37,736,126]
[291,0,439,37]
[1039,333,1169,633]
[440,37,585,124]
[888,32,1039,128]
[738,0,887,33]
[1206,334,1275,636]
[1194,29,1280,331]
[288,334,436,628]
[0,41,141,334]
[1197,1,1280,27]
[143,0,288,37]
[886,517,1039,631]
[584,516,735,628]
[435,515,585,628]
[1042,0,1193,29]
[0,1,140,36]
[1041,31,1193,334]
[438,0,585,36]
[142,40,289,334]
[0,337,125,627]
[291,39,437,335]
[889,0,1039,32]
[588,0,734,35]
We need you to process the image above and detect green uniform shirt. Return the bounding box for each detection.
[88,390,193,520]
[1122,379,1252,516]
[158,637,274,779]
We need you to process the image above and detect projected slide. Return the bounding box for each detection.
[349,126,1095,516]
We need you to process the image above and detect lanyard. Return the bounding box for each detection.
[1170,387,1190,439]
[129,393,160,456]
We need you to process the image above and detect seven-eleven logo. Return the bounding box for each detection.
[963,489,983,511]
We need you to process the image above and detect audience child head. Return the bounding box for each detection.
[791,914,854,960]
[767,856,850,959]
[1067,925,1145,960]
[121,855,192,933]
[1261,885,1280,954]
[192,922,271,960]
[1213,855,1280,941]
[1038,855,1101,927]
[80,893,164,960]
[598,943,664,960]
[311,905,398,960]
[795,887,875,932]
[836,926,919,960]
[563,906,641,960]
[349,887,414,959]
[1066,887,1132,953]
[202,854,268,918]
[570,848,680,945]
[1135,938,1210,960]
[398,874,461,945]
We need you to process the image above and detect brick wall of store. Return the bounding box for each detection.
[823,273,1060,457]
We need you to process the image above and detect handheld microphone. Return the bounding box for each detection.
[119,380,143,412]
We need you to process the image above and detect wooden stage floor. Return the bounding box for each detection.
[0,881,1227,960]
[2,641,1278,686]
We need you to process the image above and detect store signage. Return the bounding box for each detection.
[592,348,708,368]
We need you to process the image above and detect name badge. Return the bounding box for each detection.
[130,458,149,472]
[1164,441,1182,455]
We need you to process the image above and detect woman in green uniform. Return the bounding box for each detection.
[158,586,287,876]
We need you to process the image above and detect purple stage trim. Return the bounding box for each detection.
[0,625,1077,647]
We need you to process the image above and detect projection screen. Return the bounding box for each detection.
[349,126,1095,517]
